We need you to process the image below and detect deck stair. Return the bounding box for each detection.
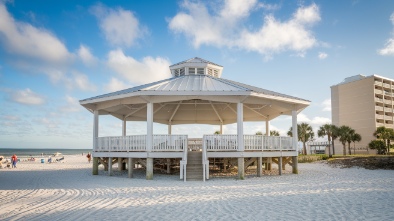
[186,151,203,181]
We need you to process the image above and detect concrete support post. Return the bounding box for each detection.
[108,157,113,176]
[146,158,153,180]
[147,103,153,152]
[93,110,99,152]
[167,159,171,174]
[238,157,244,180]
[220,123,223,134]
[292,110,298,153]
[128,158,134,178]
[118,157,123,171]
[237,103,244,152]
[92,157,98,175]
[292,156,298,174]
[278,157,282,175]
[257,157,262,177]
[265,157,272,170]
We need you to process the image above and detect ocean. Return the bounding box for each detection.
[0,148,92,158]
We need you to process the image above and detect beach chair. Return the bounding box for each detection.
[56,157,65,162]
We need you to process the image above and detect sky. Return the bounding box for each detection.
[1,0,394,149]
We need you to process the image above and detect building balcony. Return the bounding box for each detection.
[376,106,384,111]
[375,81,382,86]
[376,114,384,120]
[385,107,393,112]
[385,115,393,120]
[383,83,391,89]
[384,99,392,105]
[375,97,383,103]
[376,122,385,127]
[375,89,383,95]
[384,91,393,96]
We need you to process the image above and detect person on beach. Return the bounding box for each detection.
[86,152,91,163]
[11,154,17,168]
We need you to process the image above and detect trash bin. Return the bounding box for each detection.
[41,159,44,163]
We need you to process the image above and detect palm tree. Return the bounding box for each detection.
[317,124,335,158]
[255,131,263,135]
[351,133,362,155]
[288,123,314,155]
[331,125,339,156]
[373,126,394,155]
[337,125,354,156]
[270,130,280,136]
[346,129,356,155]
[214,130,220,134]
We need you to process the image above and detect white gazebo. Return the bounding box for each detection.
[80,57,310,181]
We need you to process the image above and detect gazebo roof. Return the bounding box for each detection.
[80,58,310,125]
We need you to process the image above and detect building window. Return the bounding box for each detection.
[207,68,213,76]
[180,68,185,76]
[189,67,195,75]
[197,68,204,75]
[213,69,219,77]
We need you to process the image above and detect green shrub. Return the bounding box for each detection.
[298,154,328,163]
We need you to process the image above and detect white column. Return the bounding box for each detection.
[237,103,244,151]
[168,122,172,135]
[147,103,153,152]
[292,110,298,151]
[122,119,126,137]
[93,110,99,151]
[265,120,270,136]
[220,123,223,134]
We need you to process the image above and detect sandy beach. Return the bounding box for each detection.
[1,155,394,221]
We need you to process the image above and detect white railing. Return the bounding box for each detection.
[95,135,187,152]
[203,135,294,151]
[188,138,203,151]
[204,135,238,151]
[152,135,187,151]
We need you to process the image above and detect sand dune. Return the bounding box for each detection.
[1,155,394,221]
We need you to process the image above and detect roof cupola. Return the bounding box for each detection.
[169,57,224,78]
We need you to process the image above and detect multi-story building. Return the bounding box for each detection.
[331,74,394,154]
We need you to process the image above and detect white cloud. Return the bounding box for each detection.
[297,113,330,125]
[107,49,171,84]
[168,1,320,56]
[0,3,72,64]
[378,12,394,56]
[311,116,331,125]
[77,44,97,66]
[322,99,331,111]
[9,88,45,105]
[105,77,129,92]
[318,52,328,59]
[60,95,81,112]
[378,39,394,55]
[91,4,147,48]
[42,69,96,91]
